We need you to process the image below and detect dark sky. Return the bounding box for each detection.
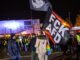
[0,0,80,23]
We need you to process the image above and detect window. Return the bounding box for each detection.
[24,21,32,25]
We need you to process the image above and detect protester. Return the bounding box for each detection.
[30,33,37,60]
[24,36,30,52]
[7,33,21,60]
[60,31,70,55]
[19,35,23,49]
[75,32,80,60]
[35,30,48,60]
[22,36,28,52]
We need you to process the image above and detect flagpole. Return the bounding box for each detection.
[30,6,34,34]
[68,11,70,21]
[68,11,72,27]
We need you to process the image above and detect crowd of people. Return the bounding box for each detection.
[0,28,80,60]
[0,29,52,60]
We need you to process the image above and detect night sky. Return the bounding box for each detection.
[0,0,80,24]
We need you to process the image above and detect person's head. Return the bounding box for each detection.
[31,33,36,37]
[37,31,41,36]
[10,33,15,39]
[42,29,46,35]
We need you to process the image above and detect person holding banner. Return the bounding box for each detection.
[35,30,49,60]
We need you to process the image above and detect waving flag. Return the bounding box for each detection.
[45,11,71,44]
[29,0,52,11]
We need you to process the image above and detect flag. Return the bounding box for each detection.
[29,0,52,11]
[44,11,71,44]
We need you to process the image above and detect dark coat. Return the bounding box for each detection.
[30,36,36,51]
[7,38,20,56]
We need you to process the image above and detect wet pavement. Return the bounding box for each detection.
[0,47,62,60]
[0,48,77,60]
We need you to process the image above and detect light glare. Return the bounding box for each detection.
[4,21,21,30]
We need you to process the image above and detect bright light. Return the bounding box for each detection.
[3,21,22,30]
[62,22,70,28]
[63,22,67,26]
[21,31,27,34]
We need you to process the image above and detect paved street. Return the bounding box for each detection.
[0,47,78,60]
[0,47,61,60]
[0,51,62,60]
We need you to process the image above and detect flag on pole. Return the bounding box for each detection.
[29,0,52,11]
[44,11,71,44]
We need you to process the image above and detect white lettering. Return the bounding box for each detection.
[51,28,57,35]
[54,20,60,29]
[58,25,69,37]
[46,24,51,33]
[54,33,61,43]
[49,14,55,22]
[46,13,69,44]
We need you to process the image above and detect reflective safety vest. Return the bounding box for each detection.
[76,35,80,42]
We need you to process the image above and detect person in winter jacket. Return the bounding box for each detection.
[7,33,21,60]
